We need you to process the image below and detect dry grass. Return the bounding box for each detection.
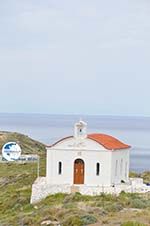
[0,132,150,225]
[1,166,150,226]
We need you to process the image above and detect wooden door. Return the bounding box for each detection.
[74,159,84,184]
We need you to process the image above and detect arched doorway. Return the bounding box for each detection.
[74,159,84,184]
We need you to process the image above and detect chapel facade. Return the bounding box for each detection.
[46,121,131,186]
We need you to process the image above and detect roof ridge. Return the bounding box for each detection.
[47,133,131,151]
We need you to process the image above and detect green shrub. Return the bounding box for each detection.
[63,202,77,209]
[63,193,91,203]
[118,192,131,207]
[104,203,123,212]
[62,215,83,226]
[63,194,75,204]
[72,193,92,202]
[130,199,147,209]
[63,214,97,226]
[140,171,150,184]
[93,200,104,207]
[41,193,67,206]
[129,172,140,178]
[121,221,147,226]
[145,199,150,208]
[99,193,117,202]
[81,215,97,225]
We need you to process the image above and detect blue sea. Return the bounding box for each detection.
[0,113,149,173]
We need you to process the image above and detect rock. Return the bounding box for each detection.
[41,220,60,226]
[41,220,52,225]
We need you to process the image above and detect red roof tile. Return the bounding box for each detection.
[88,133,130,150]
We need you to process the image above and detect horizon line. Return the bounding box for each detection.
[0,112,150,119]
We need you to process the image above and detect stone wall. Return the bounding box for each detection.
[31,177,150,204]
[30,177,70,204]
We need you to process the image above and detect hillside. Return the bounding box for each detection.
[0,131,46,155]
[0,132,150,226]
[0,159,150,226]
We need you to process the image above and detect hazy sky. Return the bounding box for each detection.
[0,0,150,116]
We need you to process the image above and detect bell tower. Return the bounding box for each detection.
[74,120,87,140]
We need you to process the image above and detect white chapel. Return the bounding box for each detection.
[31,120,136,203]
[46,120,131,187]
[31,120,150,203]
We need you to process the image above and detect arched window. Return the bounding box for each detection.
[58,162,62,175]
[115,160,118,176]
[96,163,100,175]
[125,161,128,178]
[120,159,123,176]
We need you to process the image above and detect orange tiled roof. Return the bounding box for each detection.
[48,134,131,150]
[88,133,130,150]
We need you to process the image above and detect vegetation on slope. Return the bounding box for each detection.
[0,160,150,225]
[0,131,46,155]
[129,171,150,184]
[0,132,150,226]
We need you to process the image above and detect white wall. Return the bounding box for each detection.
[111,149,130,184]
[50,137,106,150]
[46,137,130,186]
[47,137,112,186]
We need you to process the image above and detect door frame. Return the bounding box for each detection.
[73,158,85,184]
